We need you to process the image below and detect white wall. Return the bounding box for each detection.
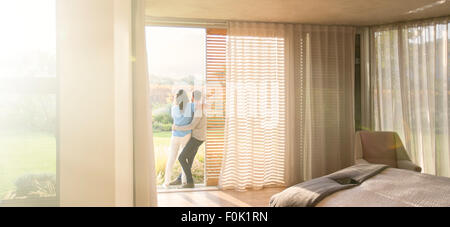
[57,0,134,207]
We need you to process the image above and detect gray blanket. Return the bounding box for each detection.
[270,164,389,207]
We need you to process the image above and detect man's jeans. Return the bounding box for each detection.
[176,137,204,184]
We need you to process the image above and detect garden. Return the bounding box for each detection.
[0,95,57,201]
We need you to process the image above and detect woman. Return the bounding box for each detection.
[163,89,193,187]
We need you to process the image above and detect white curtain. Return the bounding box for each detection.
[292,25,356,181]
[132,0,157,206]
[360,27,373,131]
[219,22,293,190]
[368,17,450,176]
[219,22,356,189]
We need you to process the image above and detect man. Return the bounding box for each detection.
[169,90,206,188]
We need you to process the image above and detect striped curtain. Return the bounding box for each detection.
[219,22,292,190]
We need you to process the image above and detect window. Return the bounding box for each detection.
[0,0,57,206]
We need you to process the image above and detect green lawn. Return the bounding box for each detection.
[153,131,205,185]
[0,131,56,199]
[0,130,204,198]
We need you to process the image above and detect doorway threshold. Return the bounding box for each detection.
[157,184,219,193]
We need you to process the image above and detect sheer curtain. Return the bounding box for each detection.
[291,25,356,181]
[359,27,373,131]
[219,22,293,190]
[369,17,449,176]
[132,0,157,206]
[219,22,356,189]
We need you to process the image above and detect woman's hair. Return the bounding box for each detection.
[175,89,188,111]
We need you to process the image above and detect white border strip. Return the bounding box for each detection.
[146,16,228,28]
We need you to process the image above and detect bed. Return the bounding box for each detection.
[270,164,450,207]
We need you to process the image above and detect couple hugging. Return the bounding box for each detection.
[164,89,206,188]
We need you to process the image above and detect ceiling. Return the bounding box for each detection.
[146,0,450,26]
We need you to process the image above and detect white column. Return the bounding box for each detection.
[114,0,134,207]
[57,0,135,207]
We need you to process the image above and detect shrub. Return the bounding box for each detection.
[152,121,172,132]
[4,173,56,200]
[152,110,173,132]
[153,112,172,124]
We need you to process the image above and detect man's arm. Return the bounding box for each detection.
[173,112,201,131]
